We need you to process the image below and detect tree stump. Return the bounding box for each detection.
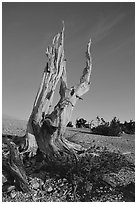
[25,24,92,159]
[2,23,93,190]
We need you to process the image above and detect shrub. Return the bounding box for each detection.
[92,124,110,136]
[122,120,135,134]
[43,147,134,202]
[91,117,121,136]
[76,118,87,128]
[67,121,73,127]
[109,117,121,136]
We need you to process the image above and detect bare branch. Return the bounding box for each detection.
[76,39,92,97]
[25,26,92,158]
[59,60,67,100]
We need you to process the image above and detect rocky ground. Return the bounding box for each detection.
[2,117,135,202]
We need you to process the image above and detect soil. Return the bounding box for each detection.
[2,117,135,202]
[66,127,135,164]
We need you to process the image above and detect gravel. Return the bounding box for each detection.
[2,118,135,202]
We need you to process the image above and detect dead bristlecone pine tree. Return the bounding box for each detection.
[25,24,92,158]
[2,24,92,191]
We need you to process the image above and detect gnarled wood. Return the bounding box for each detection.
[24,25,92,159]
[2,25,93,193]
[2,136,30,192]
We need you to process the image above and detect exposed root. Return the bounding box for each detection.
[2,136,30,192]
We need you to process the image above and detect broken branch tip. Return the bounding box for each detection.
[62,20,65,32]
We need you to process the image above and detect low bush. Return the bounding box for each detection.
[76,118,87,128]
[121,120,135,134]
[91,117,121,136]
[91,117,135,136]
[38,147,134,202]
[67,121,73,127]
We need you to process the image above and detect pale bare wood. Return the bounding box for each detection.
[46,39,92,155]
[2,26,93,193]
[2,137,30,192]
[25,26,66,157]
[25,25,92,158]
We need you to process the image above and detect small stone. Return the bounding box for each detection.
[2,175,7,184]
[32,196,37,202]
[63,178,67,182]
[100,186,103,189]
[31,179,40,190]
[32,182,39,189]
[86,182,93,192]
[47,186,53,193]
[42,184,46,191]
[33,193,37,197]
[10,190,16,199]
[40,180,44,186]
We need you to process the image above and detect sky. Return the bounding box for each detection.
[2,2,135,124]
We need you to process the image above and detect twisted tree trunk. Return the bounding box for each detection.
[25,24,92,159]
[2,25,92,192]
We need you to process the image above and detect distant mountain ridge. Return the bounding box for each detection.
[2,114,27,122]
[2,114,27,136]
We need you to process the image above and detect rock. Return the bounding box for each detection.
[40,180,44,186]
[47,186,53,193]
[32,182,39,190]
[86,182,93,192]
[60,183,64,187]
[100,186,103,189]
[42,184,46,191]
[102,168,135,188]
[10,190,16,199]
[32,196,37,202]
[46,178,52,183]
[63,178,67,182]
[58,179,62,183]
[31,179,40,189]
[2,175,7,184]
[102,173,121,188]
